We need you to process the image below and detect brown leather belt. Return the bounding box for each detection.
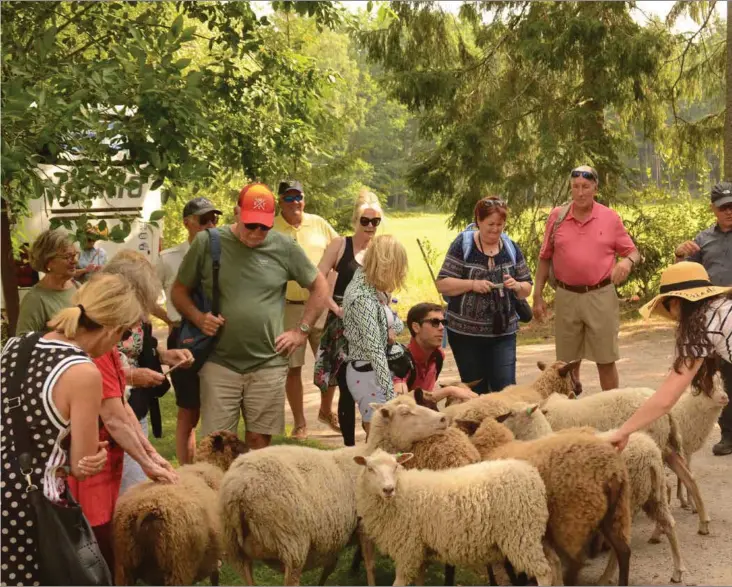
[556,277,612,294]
[286,300,305,305]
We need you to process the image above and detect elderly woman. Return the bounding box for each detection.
[17,228,79,335]
[341,234,408,442]
[436,196,533,394]
[1,274,143,585]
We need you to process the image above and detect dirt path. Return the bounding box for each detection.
[292,322,732,586]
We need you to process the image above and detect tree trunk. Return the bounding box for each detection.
[1,198,20,337]
[725,0,732,180]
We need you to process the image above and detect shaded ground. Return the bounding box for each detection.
[291,320,732,586]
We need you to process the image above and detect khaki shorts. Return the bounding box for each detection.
[554,284,620,364]
[199,361,287,436]
[284,302,326,369]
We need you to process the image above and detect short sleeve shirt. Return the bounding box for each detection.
[687,225,732,287]
[539,202,636,286]
[176,226,319,374]
[681,298,732,363]
[16,284,76,335]
[272,213,338,302]
[157,241,190,322]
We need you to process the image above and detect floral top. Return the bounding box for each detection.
[343,268,394,400]
[117,324,144,369]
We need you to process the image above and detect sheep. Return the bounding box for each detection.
[219,397,450,587]
[542,387,717,535]
[455,416,632,586]
[112,430,248,586]
[499,405,685,584]
[354,449,558,587]
[443,360,581,423]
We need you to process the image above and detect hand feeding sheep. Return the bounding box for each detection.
[112,430,248,586]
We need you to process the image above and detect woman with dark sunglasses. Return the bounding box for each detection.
[436,196,533,394]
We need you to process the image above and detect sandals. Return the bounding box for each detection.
[318,411,341,433]
[291,425,308,440]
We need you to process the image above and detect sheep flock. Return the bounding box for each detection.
[110,360,729,586]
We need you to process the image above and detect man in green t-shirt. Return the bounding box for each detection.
[171,183,329,450]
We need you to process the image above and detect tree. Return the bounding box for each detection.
[726,0,731,179]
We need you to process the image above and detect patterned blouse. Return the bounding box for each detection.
[342,268,394,399]
[437,234,532,338]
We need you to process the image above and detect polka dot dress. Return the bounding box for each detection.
[0,334,91,587]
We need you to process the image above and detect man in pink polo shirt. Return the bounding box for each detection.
[533,166,640,390]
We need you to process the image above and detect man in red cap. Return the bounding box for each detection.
[171,183,329,450]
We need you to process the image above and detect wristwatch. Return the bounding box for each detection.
[298,323,311,335]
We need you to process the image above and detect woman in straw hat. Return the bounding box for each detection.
[608,261,731,451]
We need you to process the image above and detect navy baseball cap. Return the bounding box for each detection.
[182,197,222,219]
[277,180,304,196]
[711,182,732,207]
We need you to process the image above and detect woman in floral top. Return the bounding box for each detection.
[342,235,408,442]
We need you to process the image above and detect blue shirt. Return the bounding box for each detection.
[688,224,732,286]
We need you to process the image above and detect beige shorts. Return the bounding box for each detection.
[554,283,620,364]
[198,361,287,436]
[284,302,325,369]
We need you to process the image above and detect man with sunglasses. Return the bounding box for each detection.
[534,165,640,391]
[172,183,330,451]
[272,180,339,440]
[673,181,732,456]
[155,196,221,464]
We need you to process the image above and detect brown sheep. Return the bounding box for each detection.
[113,430,247,586]
[455,417,632,586]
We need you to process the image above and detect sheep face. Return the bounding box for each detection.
[195,430,248,471]
[371,396,449,450]
[536,360,582,397]
[354,450,413,499]
[498,403,552,440]
[706,380,729,408]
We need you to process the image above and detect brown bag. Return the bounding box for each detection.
[547,203,572,289]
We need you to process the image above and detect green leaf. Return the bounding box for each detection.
[171,14,184,38]
[150,178,164,191]
[149,209,166,222]
[174,58,192,70]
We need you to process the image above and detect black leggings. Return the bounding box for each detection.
[337,364,356,446]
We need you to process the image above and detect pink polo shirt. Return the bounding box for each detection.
[539,202,636,287]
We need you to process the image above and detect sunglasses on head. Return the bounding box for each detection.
[570,169,597,181]
[420,318,447,328]
[243,223,271,232]
[282,194,304,203]
[359,216,382,227]
[478,198,506,208]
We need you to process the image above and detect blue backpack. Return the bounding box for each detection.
[177,228,222,370]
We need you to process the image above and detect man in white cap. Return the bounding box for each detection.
[674,181,732,455]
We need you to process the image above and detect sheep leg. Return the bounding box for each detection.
[599,522,630,587]
[350,544,363,574]
[563,559,583,587]
[359,530,377,587]
[318,557,339,586]
[597,551,619,586]
[393,559,421,586]
[666,451,709,534]
[415,564,426,586]
[210,569,220,586]
[283,565,303,586]
[542,542,564,587]
[487,565,498,587]
[648,523,664,544]
[240,557,255,586]
[444,564,455,586]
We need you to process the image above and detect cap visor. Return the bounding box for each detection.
[714,195,732,207]
[194,206,223,216]
[240,210,274,227]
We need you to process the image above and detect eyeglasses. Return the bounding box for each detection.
[282,194,304,203]
[420,318,447,328]
[54,252,79,262]
[243,223,271,232]
[359,217,382,227]
[570,169,597,182]
[717,203,732,213]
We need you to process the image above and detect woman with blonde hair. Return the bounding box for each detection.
[340,234,408,441]
[1,274,143,585]
[17,228,79,335]
[313,189,384,435]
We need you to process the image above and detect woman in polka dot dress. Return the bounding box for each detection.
[0,274,143,586]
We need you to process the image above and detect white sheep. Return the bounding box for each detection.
[354,449,558,586]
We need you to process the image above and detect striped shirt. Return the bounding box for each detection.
[681,298,732,362]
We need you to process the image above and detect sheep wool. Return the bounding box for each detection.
[355,450,556,586]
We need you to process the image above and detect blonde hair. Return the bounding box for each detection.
[351,189,384,229]
[48,274,142,338]
[103,250,161,314]
[29,229,73,272]
[362,234,408,293]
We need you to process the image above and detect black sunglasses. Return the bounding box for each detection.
[199,212,219,225]
[282,194,304,203]
[420,318,447,328]
[243,223,272,232]
[359,216,382,227]
[570,169,597,181]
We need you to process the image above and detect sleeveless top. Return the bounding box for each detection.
[0,334,92,586]
[333,237,361,299]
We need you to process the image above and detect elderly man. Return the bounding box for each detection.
[272,180,340,440]
[674,181,732,456]
[171,183,330,450]
[154,196,221,464]
[533,165,641,391]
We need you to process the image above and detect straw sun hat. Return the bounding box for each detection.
[640,261,732,321]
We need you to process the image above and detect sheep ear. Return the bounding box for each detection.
[526,404,539,416]
[396,452,413,465]
[537,361,547,371]
[541,408,549,416]
[455,419,480,436]
[370,403,388,418]
[413,388,426,406]
[495,412,511,424]
[212,433,225,452]
[464,379,482,389]
[558,360,581,377]
[354,456,368,467]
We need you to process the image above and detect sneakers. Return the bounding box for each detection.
[712,436,732,456]
[318,411,341,433]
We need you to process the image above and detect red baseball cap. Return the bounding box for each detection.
[238,183,275,227]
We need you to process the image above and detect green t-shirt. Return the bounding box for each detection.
[176,226,319,374]
[16,284,76,335]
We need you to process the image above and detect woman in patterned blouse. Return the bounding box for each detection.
[341,235,408,441]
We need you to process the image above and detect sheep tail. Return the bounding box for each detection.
[603,471,632,545]
[135,507,165,535]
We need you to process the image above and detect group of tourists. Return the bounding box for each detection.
[2,166,732,586]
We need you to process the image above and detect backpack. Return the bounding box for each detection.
[176,228,222,371]
[546,203,572,289]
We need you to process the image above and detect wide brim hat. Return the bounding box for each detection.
[640,261,732,321]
